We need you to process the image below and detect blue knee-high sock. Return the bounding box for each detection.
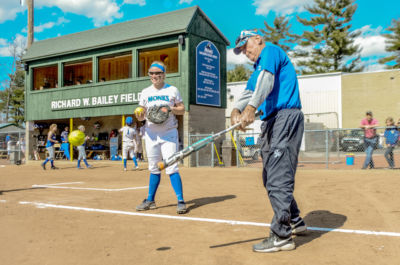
[147,173,161,202]
[169,172,184,202]
[132,157,138,167]
[83,159,89,167]
[123,158,127,168]
[50,160,54,167]
[43,158,49,165]
[77,159,81,168]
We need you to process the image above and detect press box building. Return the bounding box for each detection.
[22,6,229,165]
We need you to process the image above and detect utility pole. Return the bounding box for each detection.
[27,0,34,48]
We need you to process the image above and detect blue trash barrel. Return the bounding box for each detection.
[346,154,355,165]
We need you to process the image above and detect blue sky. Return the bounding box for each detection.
[0,0,399,90]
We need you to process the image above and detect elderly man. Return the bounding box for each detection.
[231,30,306,253]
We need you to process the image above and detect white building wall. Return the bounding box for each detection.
[298,72,342,128]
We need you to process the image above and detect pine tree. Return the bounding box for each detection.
[0,38,26,125]
[259,15,296,53]
[294,0,363,74]
[379,18,400,69]
[227,65,252,82]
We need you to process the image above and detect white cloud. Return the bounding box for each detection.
[0,34,27,57]
[179,0,193,4]
[354,25,388,57]
[0,0,25,23]
[22,17,70,33]
[0,38,8,46]
[123,0,146,5]
[0,0,127,26]
[360,58,387,72]
[36,0,123,26]
[252,0,313,15]
[227,48,252,66]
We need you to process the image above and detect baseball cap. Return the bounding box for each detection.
[233,30,260,55]
[126,116,133,125]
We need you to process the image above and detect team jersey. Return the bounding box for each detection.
[61,131,69,142]
[46,134,56,147]
[246,44,301,120]
[139,83,182,131]
[120,126,136,143]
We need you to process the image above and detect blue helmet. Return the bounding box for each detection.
[125,116,133,125]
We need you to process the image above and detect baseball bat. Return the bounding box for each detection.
[157,112,261,170]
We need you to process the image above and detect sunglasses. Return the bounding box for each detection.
[148,71,164,76]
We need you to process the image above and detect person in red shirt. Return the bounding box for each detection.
[360,111,379,169]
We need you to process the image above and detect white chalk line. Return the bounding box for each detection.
[32,182,148,191]
[0,200,6,203]
[38,182,84,186]
[18,201,400,238]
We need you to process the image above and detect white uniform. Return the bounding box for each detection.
[120,125,137,159]
[139,83,182,174]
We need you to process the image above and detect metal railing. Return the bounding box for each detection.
[0,131,26,165]
[188,126,400,169]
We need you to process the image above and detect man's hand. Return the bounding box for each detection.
[230,108,241,126]
[238,105,257,131]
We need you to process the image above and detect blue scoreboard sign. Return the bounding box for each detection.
[196,40,221,107]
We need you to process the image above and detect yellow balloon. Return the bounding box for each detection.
[68,130,85,146]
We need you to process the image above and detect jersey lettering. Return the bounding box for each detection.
[148,95,170,102]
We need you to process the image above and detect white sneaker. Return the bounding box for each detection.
[123,168,127,171]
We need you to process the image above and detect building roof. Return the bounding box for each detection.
[0,123,24,131]
[23,6,229,62]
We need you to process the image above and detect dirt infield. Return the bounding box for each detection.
[1,161,399,265]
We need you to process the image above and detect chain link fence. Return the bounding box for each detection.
[187,127,400,169]
[0,131,26,165]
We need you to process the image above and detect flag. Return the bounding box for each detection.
[20,0,26,6]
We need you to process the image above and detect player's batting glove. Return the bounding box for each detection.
[147,105,171,124]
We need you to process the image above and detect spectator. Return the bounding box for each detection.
[383,117,399,169]
[6,134,11,160]
[60,126,70,160]
[360,111,378,169]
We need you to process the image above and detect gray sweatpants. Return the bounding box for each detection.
[260,109,304,238]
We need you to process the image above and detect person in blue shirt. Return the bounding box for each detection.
[383,117,399,169]
[5,134,11,160]
[60,126,70,160]
[41,124,59,170]
[231,30,306,253]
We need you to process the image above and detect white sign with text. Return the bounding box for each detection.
[51,92,142,110]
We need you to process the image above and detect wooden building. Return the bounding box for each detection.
[22,6,229,164]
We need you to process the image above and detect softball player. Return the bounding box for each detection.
[119,116,139,171]
[135,61,187,214]
[76,125,92,169]
[41,123,59,170]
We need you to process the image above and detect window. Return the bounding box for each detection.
[32,65,58,90]
[138,45,178,77]
[98,52,132,82]
[63,59,93,86]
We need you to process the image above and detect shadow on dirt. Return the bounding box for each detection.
[0,186,46,195]
[209,210,346,249]
[294,210,347,248]
[157,194,236,212]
